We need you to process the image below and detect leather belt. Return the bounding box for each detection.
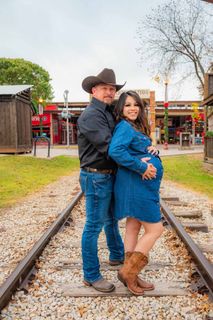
[82,167,116,174]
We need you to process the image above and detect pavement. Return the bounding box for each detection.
[157,144,204,157]
[0,144,204,159]
[21,144,204,158]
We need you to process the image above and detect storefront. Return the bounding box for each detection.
[31,98,204,145]
[155,101,204,144]
[32,104,79,145]
[32,114,51,138]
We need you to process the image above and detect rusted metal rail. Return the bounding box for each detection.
[160,199,213,299]
[1,194,212,311]
[0,191,83,311]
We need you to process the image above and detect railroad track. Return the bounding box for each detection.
[161,198,213,299]
[0,190,213,319]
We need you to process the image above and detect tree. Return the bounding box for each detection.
[136,0,213,94]
[0,58,54,110]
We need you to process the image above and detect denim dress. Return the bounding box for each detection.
[108,120,163,223]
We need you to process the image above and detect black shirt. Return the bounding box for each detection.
[77,97,117,170]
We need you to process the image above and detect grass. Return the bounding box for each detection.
[0,156,80,208]
[0,153,212,209]
[162,154,213,199]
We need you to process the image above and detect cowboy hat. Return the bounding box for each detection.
[82,68,126,93]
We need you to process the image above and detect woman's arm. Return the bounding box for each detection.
[109,121,148,174]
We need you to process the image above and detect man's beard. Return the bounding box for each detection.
[104,96,114,104]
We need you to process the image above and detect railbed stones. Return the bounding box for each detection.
[162,187,211,233]
[1,177,213,319]
[0,174,79,286]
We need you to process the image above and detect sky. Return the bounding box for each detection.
[0,0,211,103]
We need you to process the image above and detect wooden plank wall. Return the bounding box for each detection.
[16,99,32,149]
[0,100,17,149]
[0,91,32,153]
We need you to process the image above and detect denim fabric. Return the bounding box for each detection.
[80,170,124,283]
[109,120,164,223]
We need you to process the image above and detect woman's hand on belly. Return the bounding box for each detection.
[140,157,157,180]
[142,163,157,180]
[141,154,163,172]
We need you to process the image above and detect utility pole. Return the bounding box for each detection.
[63,90,69,147]
[38,97,43,136]
[163,79,169,149]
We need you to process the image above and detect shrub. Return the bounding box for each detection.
[205,131,213,137]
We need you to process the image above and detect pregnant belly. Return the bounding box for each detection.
[141,154,163,179]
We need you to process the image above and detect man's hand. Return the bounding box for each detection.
[142,164,157,180]
[147,146,159,156]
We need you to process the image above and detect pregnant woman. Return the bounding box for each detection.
[109,90,164,296]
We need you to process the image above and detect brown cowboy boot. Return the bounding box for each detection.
[125,252,154,291]
[117,251,148,296]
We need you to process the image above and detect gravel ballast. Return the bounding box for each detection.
[0,175,213,319]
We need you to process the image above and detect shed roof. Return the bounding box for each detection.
[0,85,32,95]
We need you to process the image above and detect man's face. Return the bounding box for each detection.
[92,84,116,104]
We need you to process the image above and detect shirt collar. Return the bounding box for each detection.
[91,97,112,111]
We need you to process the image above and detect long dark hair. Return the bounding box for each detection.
[114,90,150,136]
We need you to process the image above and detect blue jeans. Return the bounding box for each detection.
[80,170,124,283]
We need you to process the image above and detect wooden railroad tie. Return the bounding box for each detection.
[166,201,189,207]
[61,281,188,297]
[183,221,208,233]
[161,197,180,201]
[57,260,174,271]
[173,210,202,218]
[75,220,208,232]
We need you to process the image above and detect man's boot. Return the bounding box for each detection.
[109,259,124,266]
[117,251,148,295]
[84,278,115,293]
[125,252,154,291]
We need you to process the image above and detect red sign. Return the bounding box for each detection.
[32,114,51,126]
[45,105,58,111]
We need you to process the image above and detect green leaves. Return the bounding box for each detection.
[0,58,54,108]
[205,131,213,137]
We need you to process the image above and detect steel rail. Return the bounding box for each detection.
[0,191,83,311]
[160,199,213,298]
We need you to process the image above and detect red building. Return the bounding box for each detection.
[32,99,204,145]
[32,102,86,145]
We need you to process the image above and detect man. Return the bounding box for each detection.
[77,68,156,293]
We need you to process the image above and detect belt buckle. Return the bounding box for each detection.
[103,169,114,174]
[83,167,114,174]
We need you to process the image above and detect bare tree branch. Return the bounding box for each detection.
[136,0,213,95]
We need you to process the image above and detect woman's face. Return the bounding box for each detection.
[123,95,140,121]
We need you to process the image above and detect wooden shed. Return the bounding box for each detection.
[0,85,33,153]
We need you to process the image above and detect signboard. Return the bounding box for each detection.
[32,114,51,126]
[45,105,58,111]
[115,89,150,100]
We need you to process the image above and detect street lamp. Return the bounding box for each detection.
[163,79,169,149]
[153,75,169,149]
[63,90,69,147]
[38,97,43,136]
